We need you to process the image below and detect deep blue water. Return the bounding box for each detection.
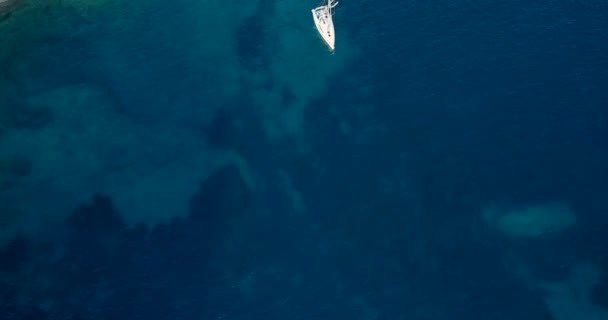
[1,0,607,319]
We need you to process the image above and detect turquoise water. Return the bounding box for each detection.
[1,0,607,318]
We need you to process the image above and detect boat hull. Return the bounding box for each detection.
[311,6,335,51]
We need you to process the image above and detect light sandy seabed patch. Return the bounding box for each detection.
[482,202,577,238]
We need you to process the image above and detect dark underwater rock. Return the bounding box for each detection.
[189,164,251,230]
[7,101,54,129]
[0,155,31,190]
[203,108,236,149]
[67,194,125,237]
[0,235,28,272]
[0,0,20,15]
[591,268,608,309]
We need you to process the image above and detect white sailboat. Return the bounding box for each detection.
[311,0,338,51]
